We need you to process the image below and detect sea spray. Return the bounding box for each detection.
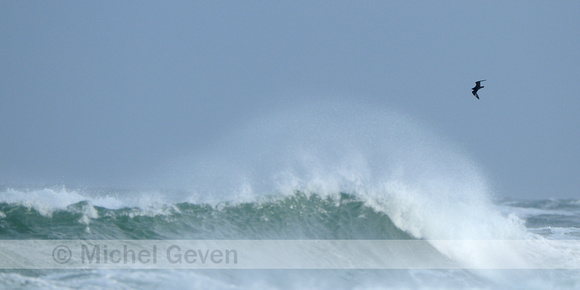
[153,100,556,277]
[158,101,482,200]
[158,101,520,239]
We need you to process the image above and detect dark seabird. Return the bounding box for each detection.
[471,80,486,99]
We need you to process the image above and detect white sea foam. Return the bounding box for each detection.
[0,187,182,220]
[0,187,88,217]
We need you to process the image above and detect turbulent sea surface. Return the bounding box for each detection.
[0,187,579,289]
[1,104,578,288]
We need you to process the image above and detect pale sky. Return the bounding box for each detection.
[1,1,579,199]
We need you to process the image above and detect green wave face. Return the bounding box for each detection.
[0,192,412,240]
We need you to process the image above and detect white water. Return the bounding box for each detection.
[2,101,579,288]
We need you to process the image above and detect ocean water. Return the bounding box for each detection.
[1,103,578,288]
[0,187,579,289]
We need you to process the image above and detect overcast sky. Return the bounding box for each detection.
[1,1,579,199]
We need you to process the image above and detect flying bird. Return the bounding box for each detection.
[471,80,486,99]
